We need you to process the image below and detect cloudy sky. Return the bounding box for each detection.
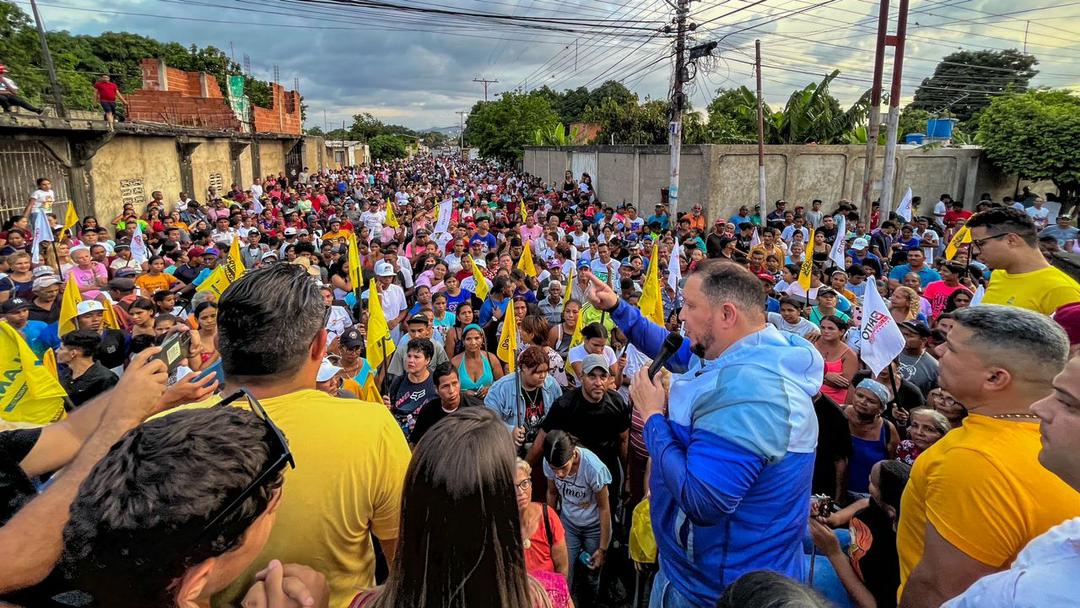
[19,0,1080,130]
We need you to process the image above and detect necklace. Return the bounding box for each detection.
[991,413,1040,420]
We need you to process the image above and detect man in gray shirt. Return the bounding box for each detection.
[898,321,939,396]
[537,280,565,325]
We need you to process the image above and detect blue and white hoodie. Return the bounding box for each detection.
[612,301,822,606]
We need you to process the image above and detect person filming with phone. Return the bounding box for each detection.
[585,259,824,607]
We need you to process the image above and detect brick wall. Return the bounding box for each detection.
[129,59,298,135]
[252,83,302,136]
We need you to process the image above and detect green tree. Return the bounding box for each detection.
[305,126,326,136]
[705,87,758,143]
[420,130,450,147]
[464,92,560,162]
[369,134,408,161]
[978,90,1080,202]
[910,49,1038,125]
[768,71,871,144]
[898,106,932,137]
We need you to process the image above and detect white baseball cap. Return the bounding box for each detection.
[375,261,396,277]
[317,357,343,382]
[75,300,105,316]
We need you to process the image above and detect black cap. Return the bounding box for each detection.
[899,320,932,338]
[108,277,136,292]
[340,326,363,349]
[1,298,29,314]
[406,314,430,325]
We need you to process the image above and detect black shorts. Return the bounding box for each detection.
[100,101,116,114]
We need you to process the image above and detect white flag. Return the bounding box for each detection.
[858,280,906,376]
[30,210,54,265]
[750,227,762,249]
[970,284,986,306]
[668,238,682,293]
[252,196,264,215]
[434,199,453,234]
[896,187,913,222]
[130,221,149,263]
[829,215,847,269]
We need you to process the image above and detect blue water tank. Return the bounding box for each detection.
[926,118,957,139]
[905,133,926,145]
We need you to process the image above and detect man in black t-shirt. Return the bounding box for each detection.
[537,353,631,495]
[58,330,119,408]
[73,300,129,370]
[410,362,483,446]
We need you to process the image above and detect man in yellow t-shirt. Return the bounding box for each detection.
[897,305,1080,608]
[160,264,411,608]
[967,207,1080,314]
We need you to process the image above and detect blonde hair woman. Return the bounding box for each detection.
[889,286,921,323]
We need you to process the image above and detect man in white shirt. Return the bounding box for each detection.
[1026,198,1051,230]
[249,178,264,200]
[370,261,408,341]
[361,201,386,236]
[0,64,43,115]
[932,195,950,229]
[209,217,236,247]
[570,221,590,252]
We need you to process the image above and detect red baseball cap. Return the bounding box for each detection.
[1053,302,1080,345]
[756,272,776,284]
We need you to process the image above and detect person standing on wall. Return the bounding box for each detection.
[93,74,127,130]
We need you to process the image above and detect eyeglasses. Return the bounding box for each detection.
[970,232,1011,249]
[514,478,532,493]
[202,389,295,533]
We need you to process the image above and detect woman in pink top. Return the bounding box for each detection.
[68,245,108,300]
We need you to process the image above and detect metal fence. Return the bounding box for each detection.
[0,141,70,224]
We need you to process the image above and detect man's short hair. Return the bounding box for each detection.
[953,305,1068,381]
[431,361,455,386]
[966,207,1038,245]
[691,259,767,317]
[406,337,435,360]
[61,407,284,606]
[218,264,325,380]
[61,329,101,357]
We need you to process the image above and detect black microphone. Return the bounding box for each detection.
[648,332,684,380]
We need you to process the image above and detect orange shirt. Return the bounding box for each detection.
[134,272,179,296]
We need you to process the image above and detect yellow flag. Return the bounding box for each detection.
[0,321,67,424]
[347,231,363,293]
[196,265,230,297]
[58,201,78,241]
[42,347,58,380]
[496,299,518,372]
[520,201,528,224]
[798,228,816,291]
[517,241,538,278]
[945,225,972,260]
[225,238,246,282]
[564,268,574,304]
[58,274,83,336]
[468,255,490,301]
[385,199,400,229]
[101,299,121,331]
[366,279,396,369]
[637,242,665,326]
[569,303,585,347]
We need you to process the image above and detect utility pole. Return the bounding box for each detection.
[879,0,910,217]
[755,40,766,210]
[323,108,328,133]
[1024,20,1030,54]
[668,0,689,216]
[860,0,890,221]
[456,111,468,149]
[473,77,499,101]
[28,0,65,118]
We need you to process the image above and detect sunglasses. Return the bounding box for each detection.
[202,389,295,533]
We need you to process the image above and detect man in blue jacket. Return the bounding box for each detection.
[585,260,822,607]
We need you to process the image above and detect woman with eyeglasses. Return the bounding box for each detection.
[515,459,570,579]
[349,408,566,608]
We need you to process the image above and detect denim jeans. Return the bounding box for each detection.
[649,568,706,608]
[563,518,601,595]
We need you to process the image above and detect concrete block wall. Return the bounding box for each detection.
[524,144,1053,222]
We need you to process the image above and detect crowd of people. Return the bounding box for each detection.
[2,154,1080,608]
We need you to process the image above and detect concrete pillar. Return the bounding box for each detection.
[199,73,210,98]
[963,152,980,208]
[633,149,640,206]
[158,60,169,92]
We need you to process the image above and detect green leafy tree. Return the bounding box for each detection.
[910,49,1038,125]
[421,130,450,147]
[769,71,871,144]
[305,126,325,136]
[369,134,408,161]
[978,90,1080,202]
[705,87,758,143]
[464,92,560,162]
[898,106,932,137]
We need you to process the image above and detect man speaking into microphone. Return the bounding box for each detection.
[586,259,823,607]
